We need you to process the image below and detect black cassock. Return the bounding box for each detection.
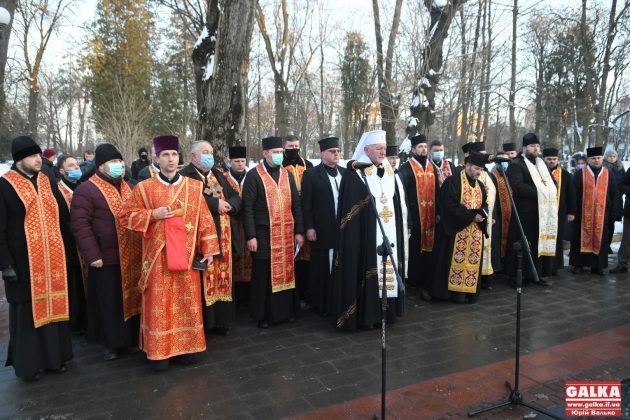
[301,163,345,315]
[569,166,619,270]
[432,172,487,302]
[0,168,73,378]
[397,157,440,292]
[332,167,405,331]
[542,167,576,275]
[505,155,544,280]
[180,163,242,332]
[242,161,304,324]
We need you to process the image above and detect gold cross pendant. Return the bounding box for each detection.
[379,206,393,223]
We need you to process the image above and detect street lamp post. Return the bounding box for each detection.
[0,7,10,38]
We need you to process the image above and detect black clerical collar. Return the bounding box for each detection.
[413,155,428,167]
[589,165,602,175]
[158,171,180,184]
[525,155,537,164]
[263,160,280,173]
[465,172,477,186]
[230,168,246,181]
[96,169,122,186]
[62,179,79,190]
[323,163,338,177]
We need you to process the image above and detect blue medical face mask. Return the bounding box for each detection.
[66,169,82,181]
[271,153,284,166]
[432,151,444,161]
[576,163,586,170]
[200,154,214,169]
[108,162,124,178]
[500,162,509,170]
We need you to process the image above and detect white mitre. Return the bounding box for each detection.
[351,130,387,163]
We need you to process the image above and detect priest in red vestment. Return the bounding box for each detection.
[120,135,220,371]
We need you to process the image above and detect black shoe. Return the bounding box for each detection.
[257,321,269,329]
[172,354,197,365]
[591,268,604,276]
[420,289,432,302]
[103,348,118,361]
[47,363,67,374]
[610,266,628,274]
[150,359,170,372]
[534,278,551,287]
[551,270,559,276]
[22,372,42,382]
[571,266,584,275]
[480,284,493,291]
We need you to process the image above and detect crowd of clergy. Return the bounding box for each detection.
[0,129,628,381]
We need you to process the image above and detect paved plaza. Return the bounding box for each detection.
[0,254,629,419]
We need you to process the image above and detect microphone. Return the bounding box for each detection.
[488,155,511,163]
[346,160,373,171]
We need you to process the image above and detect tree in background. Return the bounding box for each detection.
[14,0,73,138]
[86,0,153,159]
[340,31,373,158]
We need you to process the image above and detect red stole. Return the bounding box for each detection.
[203,171,233,305]
[409,158,436,252]
[256,165,296,292]
[580,167,609,255]
[437,160,453,186]
[447,171,484,293]
[89,175,143,320]
[284,162,306,192]
[3,170,69,327]
[492,168,512,258]
[552,167,562,207]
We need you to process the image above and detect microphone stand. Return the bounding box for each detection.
[468,164,560,419]
[357,166,405,420]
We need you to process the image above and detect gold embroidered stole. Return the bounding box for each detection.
[581,167,609,255]
[409,158,436,252]
[479,171,496,276]
[552,167,562,207]
[3,170,69,327]
[492,168,512,258]
[447,171,484,294]
[134,177,205,291]
[203,171,233,305]
[523,157,558,256]
[256,165,295,293]
[89,176,142,320]
[58,180,73,210]
[285,161,306,192]
[57,180,89,296]
[437,160,452,186]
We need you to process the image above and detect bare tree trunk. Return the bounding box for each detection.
[482,0,492,144]
[372,0,403,145]
[458,6,468,145]
[409,0,464,137]
[595,0,628,146]
[461,0,483,142]
[0,0,16,132]
[196,0,257,153]
[509,0,517,144]
[475,0,487,139]
[580,0,596,147]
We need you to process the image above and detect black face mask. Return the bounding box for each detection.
[284,149,300,161]
[140,154,148,160]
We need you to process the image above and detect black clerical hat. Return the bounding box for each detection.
[95,143,123,167]
[522,133,540,147]
[586,147,603,158]
[229,146,247,159]
[410,134,427,147]
[466,152,489,168]
[542,148,559,157]
[502,142,517,152]
[262,136,283,150]
[11,136,41,162]
[386,145,398,157]
[468,142,486,153]
[318,137,340,152]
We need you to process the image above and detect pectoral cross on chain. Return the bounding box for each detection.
[379,206,393,223]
